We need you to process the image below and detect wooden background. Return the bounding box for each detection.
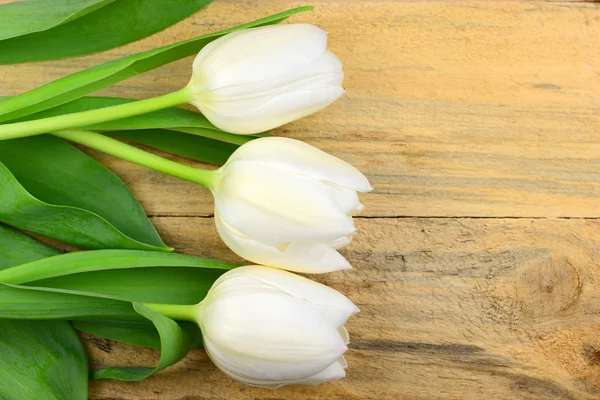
[2,0,600,399]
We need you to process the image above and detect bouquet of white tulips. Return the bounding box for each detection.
[0,4,371,398]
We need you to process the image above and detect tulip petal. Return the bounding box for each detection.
[216,212,353,273]
[195,51,343,115]
[192,24,328,91]
[214,162,356,246]
[326,184,364,216]
[338,327,350,344]
[227,137,373,191]
[205,337,347,389]
[327,235,353,249]
[200,291,347,384]
[197,85,344,134]
[295,358,347,386]
[212,266,360,327]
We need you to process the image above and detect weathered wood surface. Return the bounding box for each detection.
[2,0,600,399]
[85,217,600,400]
[2,0,600,218]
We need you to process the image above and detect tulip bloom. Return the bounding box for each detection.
[187,24,344,134]
[196,266,359,388]
[0,24,344,141]
[44,132,370,272]
[212,137,372,273]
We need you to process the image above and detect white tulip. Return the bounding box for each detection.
[187,24,344,134]
[211,137,372,273]
[196,265,359,388]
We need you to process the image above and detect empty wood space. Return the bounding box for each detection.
[2,0,600,399]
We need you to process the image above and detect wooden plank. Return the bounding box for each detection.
[1,1,600,217]
[87,216,600,400]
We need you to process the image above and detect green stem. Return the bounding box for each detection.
[142,303,198,321]
[0,88,191,141]
[54,130,217,189]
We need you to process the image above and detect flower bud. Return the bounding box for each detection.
[211,137,372,273]
[196,266,359,388]
[187,24,344,134]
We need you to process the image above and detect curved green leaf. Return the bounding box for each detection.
[33,267,219,349]
[0,284,193,381]
[0,248,232,350]
[0,6,312,121]
[0,0,213,64]
[0,224,60,270]
[0,249,235,285]
[92,303,191,381]
[0,0,116,41]
[72,319,203,349]
[0,319,88,400]
[0,135,169,251]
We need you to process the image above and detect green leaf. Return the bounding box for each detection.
[0,248,232,350]
[0,135,169,251]
[112,129,238,165]
[72,319,203,349]
[0,6,312,122]
[0,0,213,64]
[0,224,60,270]
[92,303,191,381]
[0,249,235,285]
[0,284,193,381]
[0,319,88,400]
[0,283,139,320]
[0,226,87,399]
[0,0,117,40]
[27,266,227,304]
[34,267,216,349]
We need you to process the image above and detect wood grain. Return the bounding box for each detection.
[1,0,600,217]
[85,217,600,400]
[2,0,600,399]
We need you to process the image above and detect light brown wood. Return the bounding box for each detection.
[85,217,600,400]
[2,0,600,217]
[2,0,600,399]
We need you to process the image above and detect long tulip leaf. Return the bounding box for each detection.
[0,283,139,320]
[0,0,213,64]
[0,6,312,122]
[0,248,229,350]
[34,267,217,349]
[27,266,227,304]
[0,249,235,285]
[0,135,169,251]
[0,284,194,380]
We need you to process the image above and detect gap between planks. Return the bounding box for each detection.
[146,215,600,220]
